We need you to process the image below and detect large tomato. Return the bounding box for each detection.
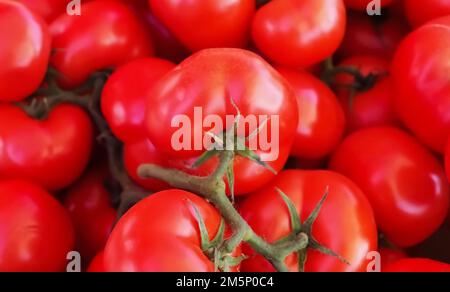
[64,166,116,264]
[337,11,410,60]
[384,258,450,272]
[276,68,346,159]
[101,57,176,143]
[148,0,255,52]
[104,190,239,272]
[50,0,153,88]
[0,104,93,191]
[391,16,450,153]
[344,0,394,10]
[0,180,74,272]
[333,55,399,132]
[252,0,346,67]
[239,170,378,272]
[87,251,105,272]
[404,0,450,28]
[144,48,298,194]
[16,0,68,23]
[330,127,450,247]
[0,1,51,102]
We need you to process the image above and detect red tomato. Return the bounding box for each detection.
[330,127,450,247]
[0,1,51,102]
[101,58,176,143]
[446,138,450,182]
[15,0,68,23]
[379,247,407,271]
[252,0,346,67]
[0,104,93,191]
[144,49,298,194]
[405,0,450,28]
[0,180,74,272]
[87,251,106,272]
[337,11,410,60]
[344,0,394,10]
[239,170,378,272]
[50,0,153,88]
[384,258,450,272]
[391,16,450,153]
[276,68,346,159]
[148,0,255,52]
[333,55,399,132]
[64,167,116,263]
[104,190,236,272]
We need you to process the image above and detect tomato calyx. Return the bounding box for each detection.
[276,187,349,271]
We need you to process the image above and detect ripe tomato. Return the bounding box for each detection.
[0,104,93,191]
[144,48,298,194]
[384,258,450,272]
[87,251,105,272]
[0,1,51,102]
[379,247,407,271]
[333,55,399,132]
[276,68,346,159]
[101,58,176,143]
[391,16,450,153]
[148,0,255,52]
[344,0,394,10]
[239,170,378,272]
[330,127,450,247]
[404,0,450,28]
[337,11,410,60]
[50,0,153,88]
[0,180,74,272]
[64,166,116,264]
[104,190,238,272]
[252,0,346,67]
[15,0,68,23]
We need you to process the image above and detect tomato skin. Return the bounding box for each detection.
[391,16,450,153]
[330,127,450,247]
[104,190,226,272]
[0,1,51,102]
[252,0,346,68]
[239,170,378,272]
[101,58,176,143]
[0,104,93,191]
[64,167,116,263]
[0,180,75,272]
[380,248,407,271]
[148,0,255,52]
[334,55,399,132]
[344,0,393,10]
[405,0,450,28]
[384,258,450,272]
[87,251,106,272]
[50,0,153,88]
[276,68,346,159]
[16,0,68,23]
[337,11,410,60]
[446,139,450,182]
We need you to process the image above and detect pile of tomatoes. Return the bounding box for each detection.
[1,0,450,273]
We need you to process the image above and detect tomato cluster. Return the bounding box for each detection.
[1,0,450,273]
